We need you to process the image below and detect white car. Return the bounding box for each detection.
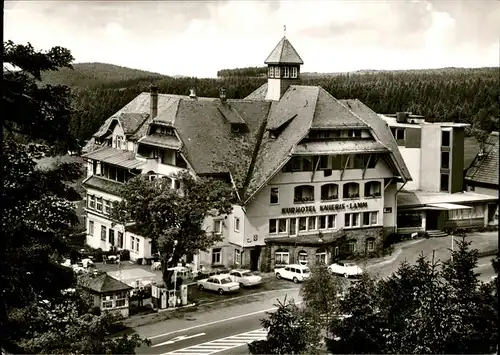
[275,264,311,283]
[328,261,363,278]
[227,269,263,287]
[197,274,240,295]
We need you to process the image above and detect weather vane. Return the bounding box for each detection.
[284,25,286,37]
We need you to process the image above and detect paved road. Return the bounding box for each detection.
[135,235,497,355]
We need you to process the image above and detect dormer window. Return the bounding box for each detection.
[291,67,298,78]
[231,125,240,133]
[283,67,289,78]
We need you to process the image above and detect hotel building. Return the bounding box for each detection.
[84,36,495,272]
[380,113,498,235]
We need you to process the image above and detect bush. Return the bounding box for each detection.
[136,258,143,265]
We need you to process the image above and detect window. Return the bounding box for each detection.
[283,66,289,78]
[116,136,124,149]
[108,229,115,245]
[268,67,274,78]
[274,67,281,77]
[363,211,379,226]
[290,218,297,235]
[294,185,314,203]
[366,239,375,252]
[441,151,450,169]
[318,156,329,170]
[440,174,449,192]
[289,156,315,172]
[343,183,360,199]
[395,129,405,140]
[89,220,94,236]
[348,240,357,252]
[442,130,450,147]
[214,220,223,234]
[334,246,340,257]
[135,237,140,252]
[270,187,279,204]
[131,237,135,251]
[104,200,111,214]
[327,215,336,229]
[291,67,298,78]
[118,232,124,248]
[96,197,103,212]
[298,250,308,265]
[115,291,127,307]
[279,219,287,233]
[365,181,381,197]
[88,195,95,209]
[319,215,327,229]
[235,249,241,265]
[321,184,339,201]
[308,217,316,231]
[102,295,113,309]
[269,219,287,234]
[101,225,106,241]
[345,213,360,228]
[234,217,240,232]
[212,248,221,264]
[316,251,327,265]
[275,250,289,265]
[298,217,307,231]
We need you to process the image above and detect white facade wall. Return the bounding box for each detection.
[398,148,421,191]
[243,158,397,248]
[84,187,152,260]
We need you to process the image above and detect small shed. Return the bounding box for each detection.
[79,273,133,317]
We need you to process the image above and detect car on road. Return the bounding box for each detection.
[275,264,311,283]
[328,261,363,278]
[197,274,240,295]
[226,269,263,288]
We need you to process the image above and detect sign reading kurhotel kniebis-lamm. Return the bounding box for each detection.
[282,202,369,215]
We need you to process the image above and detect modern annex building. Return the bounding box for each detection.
[82,36,417,271]
[380,113,498,234]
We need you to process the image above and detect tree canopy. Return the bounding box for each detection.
[251,238,498,354]
[1,40,147,353]
[112,171,237,285]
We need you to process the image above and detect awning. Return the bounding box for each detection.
[427,203,474,210]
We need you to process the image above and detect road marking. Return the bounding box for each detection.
[148,301,302,340]
[152,333,206,347]
[162,328,268,355]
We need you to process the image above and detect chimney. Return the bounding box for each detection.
[396,112,408,123]
[150,85,158,119]
[220,87,227,103]
[189,88,197,100]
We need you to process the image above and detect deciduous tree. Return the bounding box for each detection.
[112,171,237,286]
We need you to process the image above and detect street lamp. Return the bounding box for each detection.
[172,240,178,306]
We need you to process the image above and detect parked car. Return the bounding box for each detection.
[197,274,240,295]
[328,261,363,278]
[226,269,263,287]
[275,264,311,283]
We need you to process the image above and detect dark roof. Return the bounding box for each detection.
[312,89,368,129]
[82,175,124,195]
[241,86,412,203]
[465,132,499,186]
[79,273,132,293]
[218,103,246,124]
[82,147,145,169]
[338,99,412,181]
[160,98,271,190]
[138,134,182,150]
[245,83,269,100]
[265,37,304,65]
[118,112,150,135]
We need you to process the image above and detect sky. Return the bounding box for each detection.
[4,0,500,78]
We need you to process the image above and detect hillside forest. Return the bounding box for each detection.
[40,63,499,147]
